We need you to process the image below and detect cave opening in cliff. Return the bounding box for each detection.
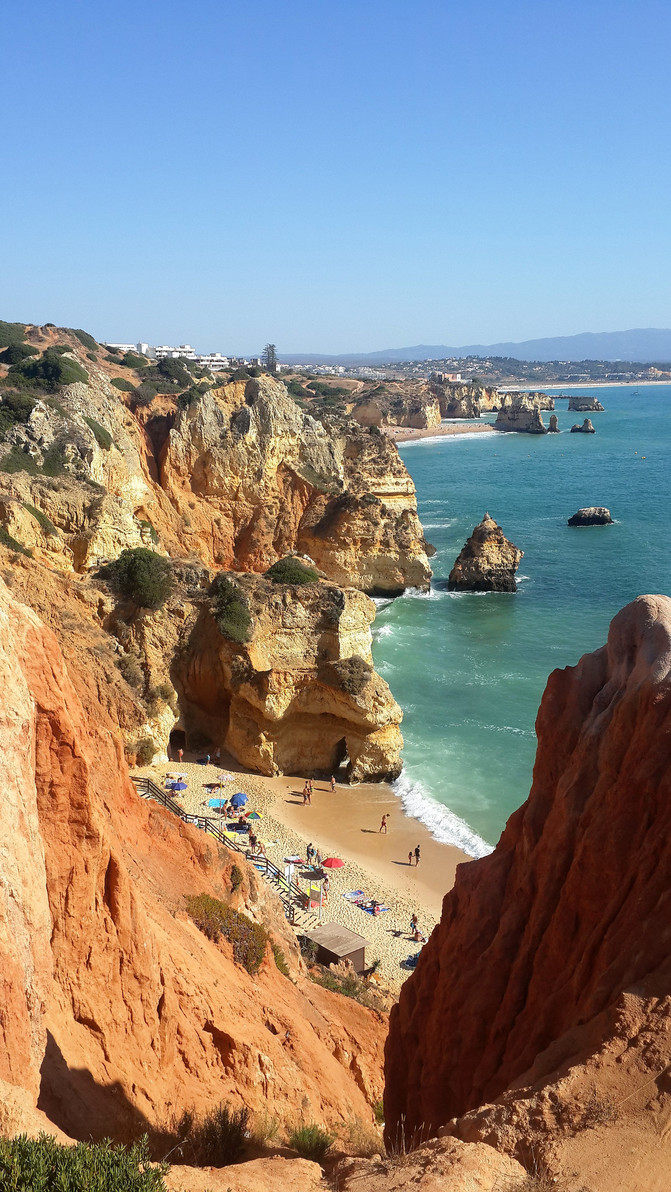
[169,728,187,754]
[333,736,350,778]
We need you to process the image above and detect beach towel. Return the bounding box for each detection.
[360,904,390,915]
[342,890,365,902]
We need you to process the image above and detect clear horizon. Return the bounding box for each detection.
[3,1,670,354]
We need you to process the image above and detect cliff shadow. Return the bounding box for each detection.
[37,1030,156,1144]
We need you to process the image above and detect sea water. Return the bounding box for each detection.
[371,386,671,856]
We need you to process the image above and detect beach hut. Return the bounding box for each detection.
[303,924,371,975]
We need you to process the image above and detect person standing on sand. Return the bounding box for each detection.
[414,845,421,866]
[408,851,413,866]
[379,814,388,834]
[322,875,330,902]
[330,775,336,793]
[307,782,312,805]
[178,747,184,765]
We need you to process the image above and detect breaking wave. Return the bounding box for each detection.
[392,772,494,859]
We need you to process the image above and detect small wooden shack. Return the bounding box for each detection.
[304,923,372,975]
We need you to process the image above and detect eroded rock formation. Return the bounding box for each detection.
[548,413,559,432]
[174,572,403,780]
[0,577,386,1143]
[570,418,596,433]
[494,394,548,433]
[384,595,671,1151]
[448,514,523,593]
[568,506,613,526]
[568,396,605,412]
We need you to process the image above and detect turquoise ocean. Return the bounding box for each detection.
[372,386,671,857]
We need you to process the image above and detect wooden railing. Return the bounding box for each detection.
[130,775,313,923]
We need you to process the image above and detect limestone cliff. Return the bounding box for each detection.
[568,395,605,411]
[428,378,499,419]
[0,328,431,593]
[448,514,523,593]
[494,394,548,433]
[0,577,386,1144]
[384,596,671,1160]
[350,380,441,430]
[173,572,403,781]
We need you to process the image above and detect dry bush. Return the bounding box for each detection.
[336,1117,383,1158]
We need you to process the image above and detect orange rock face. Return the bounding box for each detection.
[0,578,386,1143]
[384,595,671,1142]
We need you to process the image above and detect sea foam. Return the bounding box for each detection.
[392,772,494,859]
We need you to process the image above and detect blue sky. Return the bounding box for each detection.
[2,0,670,353]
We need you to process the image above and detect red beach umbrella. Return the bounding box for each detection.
[321,857,344,868]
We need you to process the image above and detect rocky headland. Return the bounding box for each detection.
[568,506,613,526]
[494,393,548,433]
[448,514,523,593]
[384,595,671,1188]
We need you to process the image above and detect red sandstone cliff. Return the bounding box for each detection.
[0,577,386,1144]
[384,595,671,1146]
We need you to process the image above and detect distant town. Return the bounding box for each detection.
[103,341,671,387]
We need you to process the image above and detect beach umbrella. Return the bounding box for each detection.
[173,781,187,791]
[230,791,248,807]
[321,857,344,868]
[207,797,227,808]
[246,810,262,820]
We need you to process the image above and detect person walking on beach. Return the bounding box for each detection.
[306,843,315,865]
[315,848,323,868]
[302,782,309,805]
[330,775,336,793]
[178,747,184,765]
[379,814,388,834]
[414,845,421,867]
[322,874,330,903]
[410,913,419,935]
[408,850,413,866]
[307,781,312,805]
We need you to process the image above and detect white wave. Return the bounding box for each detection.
[375,624,394,638]
[371,596,394,609]
[392,773,493,859]
[401,585,446,600]
[421,520,457,530]
[401,432,501,447]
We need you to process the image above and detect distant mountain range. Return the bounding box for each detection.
[280,328,671,366]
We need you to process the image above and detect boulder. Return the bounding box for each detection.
[548,414,559,432]
[570,418,596,433]
[447,514,523,593]
[568,506,613,526]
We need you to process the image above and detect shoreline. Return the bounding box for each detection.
[384,422,496,444]
[502,380,669,391]
[134,755,472,991]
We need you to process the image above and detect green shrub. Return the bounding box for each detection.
[157,357,192,387]
[374,1099,385,1124]
[83,416,113,450]
[0,343,39,364]
[298,935,318,964]
[45,397,68,417]
[0,320,27,348]
[230,863,244,891]
[0,445,41,475]
[133,737,156,765]
[307,380,350,398]
[211,575,252,644]
[265,556,319,585]
[185,892,269,975]
[7,347,88,391]
[102,547,173,610]
[161,1102,249,1167]
[41,443,68,476]
[87,351,98,362]
[132,381,160,406]
[0,525,32,556]
[0,390,37,436]
[287,1123,335,1163]
[23,503,58,536]
[0,1133,167,1191]
[111,376,135,392]
[138,518,159,543]
[117,653,144,687]
[121,352,148,370]
[71,328,98,351]
[177,384,209,410]
[271,942,290,977]
[232,366,251,381]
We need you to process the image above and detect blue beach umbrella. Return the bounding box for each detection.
[230,791,248,808]
[207,797,227,808]
[173,781,187,791]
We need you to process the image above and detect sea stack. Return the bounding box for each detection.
[570,418,596,433]
[548,413,559,432]
[494,394,548,434]
[448,514,523,593]
[568,395,605,412]
[568,506,613,526]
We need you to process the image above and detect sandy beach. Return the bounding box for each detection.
[134,754,472,991]
[384,421,496,444]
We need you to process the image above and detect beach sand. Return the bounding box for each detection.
[384,422,496,444]
[134,754,472,992]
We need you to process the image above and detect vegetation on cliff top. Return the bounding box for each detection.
[265,556,319,584]
[101,547,173,610]
[6,347,89,392]
[0,1134,167,1191]
[0,320,28,348]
